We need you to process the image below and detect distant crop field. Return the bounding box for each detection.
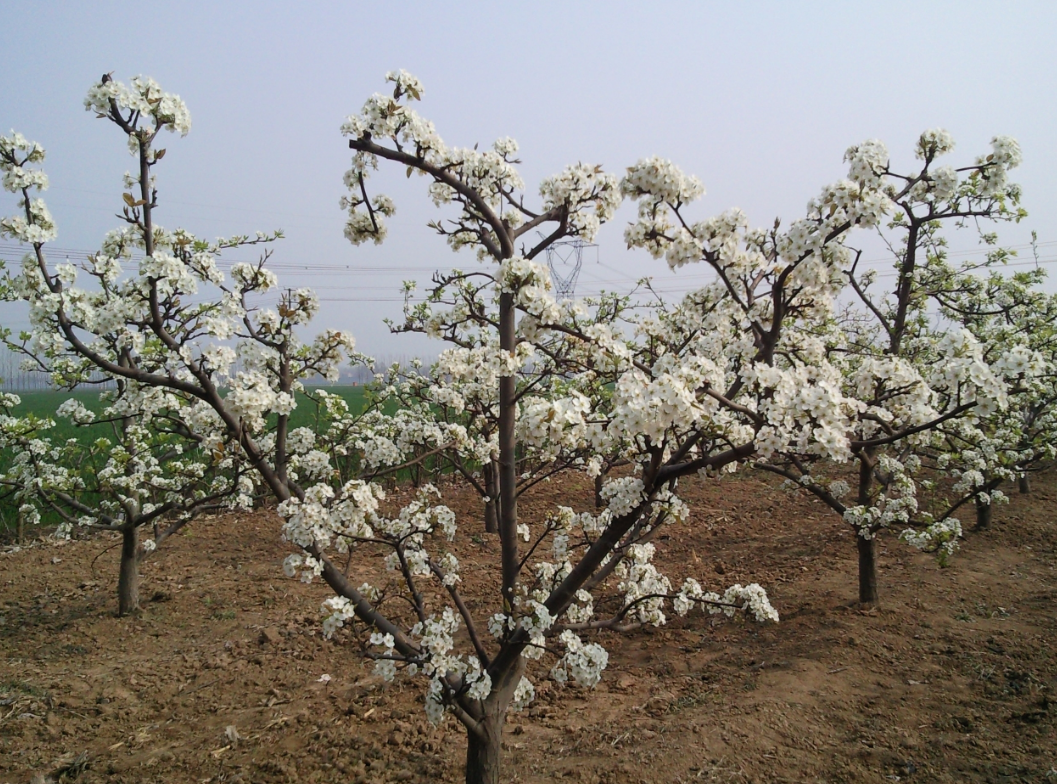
[6,384,373,437]
[0,385,375,534]
[290,384,375,428]
[3,389,105,445]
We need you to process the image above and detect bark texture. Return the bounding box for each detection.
[975,495,993,529]
[484,462,499,534]
[857,535,878,606]
[464,713,504,784]
[117,526,140,616]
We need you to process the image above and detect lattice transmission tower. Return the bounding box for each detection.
[545,239,593,300]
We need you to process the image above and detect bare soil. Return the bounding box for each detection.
[1,469,1055,783]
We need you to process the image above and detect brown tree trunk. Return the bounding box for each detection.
[484,461,499,534]
[118,526,140,616]
[854,449,878,606]
[974,495,992,529]
[857,535,878,606]
[463,656,523,784]
[594,472,604,509]
[1018,474,1030,494]
[464,711,504,784]
[484,498,499,534]
[497,291,519,611]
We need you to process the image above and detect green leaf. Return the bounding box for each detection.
[122,193,136,207]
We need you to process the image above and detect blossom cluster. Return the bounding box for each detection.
[84,75,192,137]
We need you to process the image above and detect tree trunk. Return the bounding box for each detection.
[484,461,498,534]
[857,534,878,606]
[1018,474,1030,494]
[484,498,498,534]
[975,495,992,529]
[464,711,504,784]
[594,472,604,509]
[854,449,878,606]
[497,291,519,611]
[118,526,140,616]
[463,655,523,784]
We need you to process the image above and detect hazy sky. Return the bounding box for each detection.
[2,1,1055,358]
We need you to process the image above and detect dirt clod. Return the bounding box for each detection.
[259,626,283,645]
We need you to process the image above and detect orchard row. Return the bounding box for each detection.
[0,72,1051,784]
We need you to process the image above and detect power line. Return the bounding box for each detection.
[5,238,1052,270]
[43,185,334,223]
[3,240,1056,303]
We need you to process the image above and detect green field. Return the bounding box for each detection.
[0,385,374,536]
[4,384,373,439]
[2,389,105,444]
[289,385,375,428]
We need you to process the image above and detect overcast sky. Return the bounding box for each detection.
[2,1,1055,358]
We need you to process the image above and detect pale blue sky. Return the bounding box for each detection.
[2,1,1055,356]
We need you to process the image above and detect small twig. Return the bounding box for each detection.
[180,677,221,695]
[90,539,123,578]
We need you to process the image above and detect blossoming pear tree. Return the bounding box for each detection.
[1,122,252,614]
[292,70,800,784]
[922,265,1057,527]
[745,129,1026,602]
[0,76,361,610]
[0,380,254,614]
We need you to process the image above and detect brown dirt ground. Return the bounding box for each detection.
[1,468,1055,784]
